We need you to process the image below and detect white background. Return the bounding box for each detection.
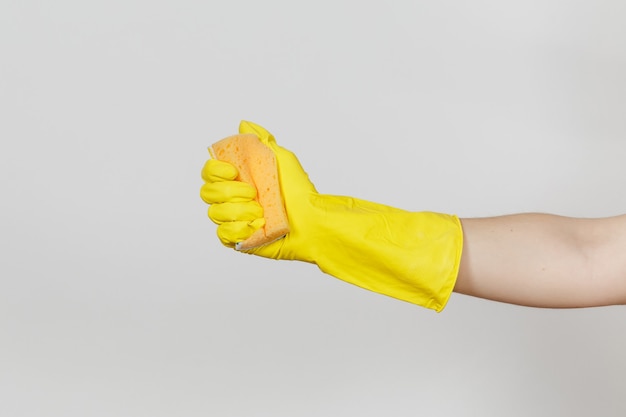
[1,1,626,416]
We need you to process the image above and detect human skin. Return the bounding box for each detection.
[202,123,626,310]
[455,214,626,308]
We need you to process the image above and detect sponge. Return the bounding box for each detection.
[209,133,290,250]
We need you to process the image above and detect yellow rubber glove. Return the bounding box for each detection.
[200,121,463,311]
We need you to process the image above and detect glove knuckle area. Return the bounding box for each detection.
[208,201,263,223]
[200,181,257,204]
[201,159,238,182]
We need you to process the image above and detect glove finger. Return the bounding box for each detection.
[239,121,318,195]
[208,201,263,224]
[217,218,266,247]
[201,159,238,183]
[239,120,276,146]
[200,181,257,204]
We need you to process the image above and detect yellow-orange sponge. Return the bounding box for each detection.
[209,134,289,250]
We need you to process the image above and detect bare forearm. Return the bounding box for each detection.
[454,214,626,308]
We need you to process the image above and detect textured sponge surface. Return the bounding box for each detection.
[209,134,290,250]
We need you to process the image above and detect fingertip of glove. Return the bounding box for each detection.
[239,120,276,146]
[216,218,265,250]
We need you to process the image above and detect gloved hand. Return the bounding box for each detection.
[200,121,463,311]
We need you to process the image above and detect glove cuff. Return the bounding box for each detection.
[314,210,463,312]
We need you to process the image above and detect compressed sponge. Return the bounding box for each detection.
[209,133,290,250]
